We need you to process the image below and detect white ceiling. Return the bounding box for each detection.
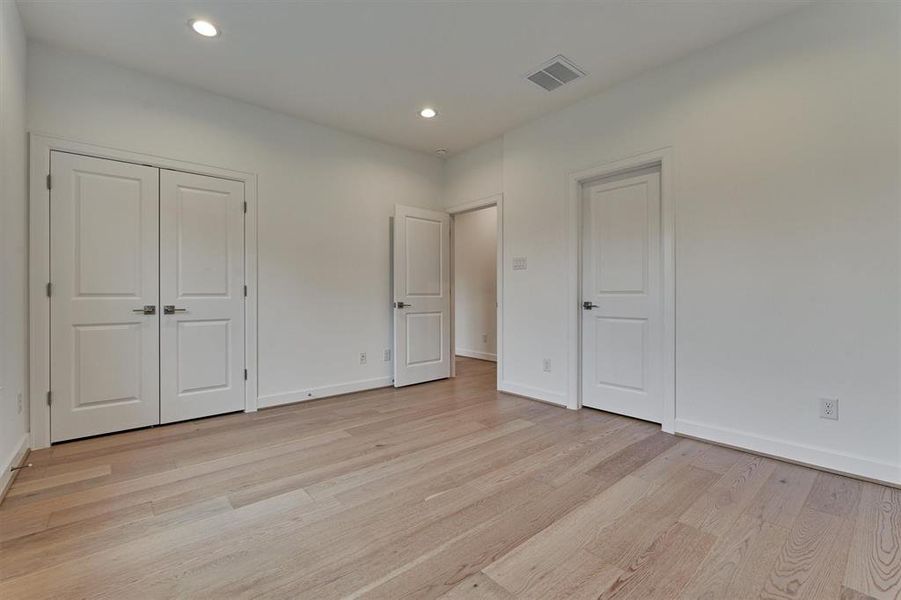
[17,1,807,155]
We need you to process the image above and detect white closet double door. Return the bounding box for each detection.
[50,152,246,442]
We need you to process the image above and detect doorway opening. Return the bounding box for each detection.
[452,205,498,364]
[448,194,503,386]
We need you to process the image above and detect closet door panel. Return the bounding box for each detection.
[49,152,160,442]
[160,170,245,423]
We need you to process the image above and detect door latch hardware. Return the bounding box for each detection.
[582,301,598,310]
[163,305,188,314]
[394,301,412,309]
[132,305,156,315]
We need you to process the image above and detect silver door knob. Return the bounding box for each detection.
[394,301,413,309]
[582,301,598,310]
[132,305,156,315]
[163,305,188,314]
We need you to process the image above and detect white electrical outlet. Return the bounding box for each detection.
[482,333,488,344]
[543,358,552,373]
[360,352,367,365]
[17,392,23,414]
[819,398,838,420]
[384,348,391,362]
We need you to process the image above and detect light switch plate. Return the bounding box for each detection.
[512,257,528,271]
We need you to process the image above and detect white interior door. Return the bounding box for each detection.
[393,205,451,387]
[50,152,160,442]
[160,170,245,423]
[581,168,663,423]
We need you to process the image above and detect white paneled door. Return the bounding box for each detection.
[160,170,245,424]
[581,169,663,423]
[49,153,246,442]
[50,152,161,442]
[393,205,451,387]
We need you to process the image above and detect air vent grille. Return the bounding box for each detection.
[525,55,586,92]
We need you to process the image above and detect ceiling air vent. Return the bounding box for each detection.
[525,55,586,92]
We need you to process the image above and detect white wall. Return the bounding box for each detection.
[26,42,444,409]
[443,137,503,209]
[499,3,900,483]
[454,206,497,361]
[0,0,29,479]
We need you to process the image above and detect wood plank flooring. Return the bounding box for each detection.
[1,358,898,599]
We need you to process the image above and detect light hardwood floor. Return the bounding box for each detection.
[0,358,898,599]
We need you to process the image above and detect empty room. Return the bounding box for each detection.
[0,1,899,598]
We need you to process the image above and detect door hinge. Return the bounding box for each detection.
[46,391,52,406]
[46,282,52,297]
[244,369,248,381]
[243,284,248,297]
[243,201,247,214]
[46,174,52,190]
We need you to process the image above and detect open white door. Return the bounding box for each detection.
[160,170,245,423]
[393,205,451,387]
[49,152,160,442]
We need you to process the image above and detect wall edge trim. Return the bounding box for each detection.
[0,434,30,505]
[258,376,394,409]
[676,417,901,487]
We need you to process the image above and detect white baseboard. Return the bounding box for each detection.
[498,381,567,407]
[1,433,30,504]
[257,376,394,409]
[455,349,497,362]
[675,418,901,486]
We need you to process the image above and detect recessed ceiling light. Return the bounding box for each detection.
[419,108,437,119]
[190,19,219,38]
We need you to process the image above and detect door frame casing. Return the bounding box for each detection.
[567,148,675,433]
[28,132,260,449]
[446,193,503,389]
